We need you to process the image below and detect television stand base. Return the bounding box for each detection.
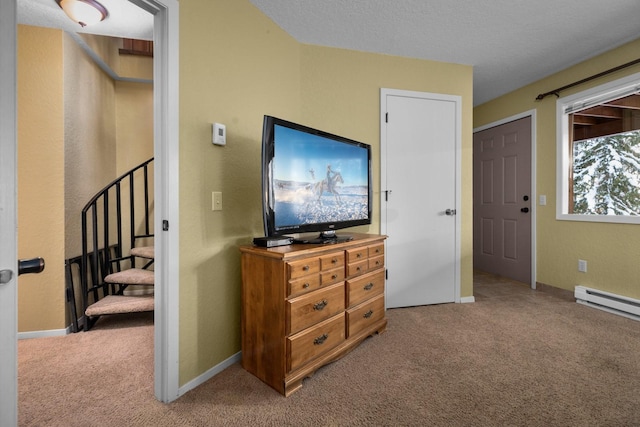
[293,232,353,245]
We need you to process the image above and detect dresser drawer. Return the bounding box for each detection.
[288,274,321,297]
[368,243,384,258]
[287,313,345,372]
[320,267,344,286]
[347,259,368,277]
[346,247,367,264]
[346,269,385,308]
[286,282,345,335]
[346,294,385,338]
[320,252,345,271]
[287,258,320,280]
[368,255,384,271]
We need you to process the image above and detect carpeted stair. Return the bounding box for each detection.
[85,246,155,318]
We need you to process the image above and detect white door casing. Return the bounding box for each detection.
[132,0,181,403]
[0,1,18,425]
[381,88,461,308]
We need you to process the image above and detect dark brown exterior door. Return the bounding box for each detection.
[473,116,532,284]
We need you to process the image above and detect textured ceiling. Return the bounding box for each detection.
[17,0,153,41]
[17,1,640,106]
[249,0,640,105]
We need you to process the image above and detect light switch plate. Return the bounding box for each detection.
[212,123,226,146]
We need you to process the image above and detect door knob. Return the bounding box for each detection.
[0,269,13,285]
[18,258,45,275]
[520,207,529,213]
[445,208,457,216]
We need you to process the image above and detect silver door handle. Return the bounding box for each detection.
[445,209,456,216]
[0,269,13,284]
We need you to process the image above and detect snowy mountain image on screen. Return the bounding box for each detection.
[273,177,368,228]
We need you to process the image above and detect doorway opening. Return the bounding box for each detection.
[473,111,536,288]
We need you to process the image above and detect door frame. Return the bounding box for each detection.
[473,109,537,289]
[133,0,181,403]
[380,88,462,304]
[1,2,180,423]
[0,1,19,425]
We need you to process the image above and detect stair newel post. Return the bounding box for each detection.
[143,162,150,237]
[129,171,136,268]
[116,182,123,273]
[80,210,89,330]
[90,204,101,302]
[103,190,113,295]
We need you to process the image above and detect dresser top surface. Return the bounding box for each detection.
[240,233,386,260]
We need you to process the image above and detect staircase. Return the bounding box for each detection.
[66,158,155,331]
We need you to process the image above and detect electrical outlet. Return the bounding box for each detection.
[578,259,587,273]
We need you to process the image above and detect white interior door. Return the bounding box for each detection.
[0,1,18,425]
[381,89,461,308]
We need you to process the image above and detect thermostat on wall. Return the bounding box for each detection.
[212,123,226,146]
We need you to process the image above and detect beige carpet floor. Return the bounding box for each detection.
[19,273,640,426]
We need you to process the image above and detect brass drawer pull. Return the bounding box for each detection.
[314,333,328,345]
[331,258,338,264]
[363,310,374,319]
[356,253,362,258]
[302,265,310,271]
[313,299,328,311]
[303,283,310,289]
[364,283,374,291]
[331,274,338,280]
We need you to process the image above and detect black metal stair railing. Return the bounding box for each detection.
[74,157,154,331]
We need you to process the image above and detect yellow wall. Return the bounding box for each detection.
[178,0,473,385]
[63,32,117,259]
[17,26,66,331]
[115,81,154,174]
[178,0,302,384]
[474,38,640,299]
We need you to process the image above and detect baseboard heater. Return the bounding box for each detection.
[575,286,640,321]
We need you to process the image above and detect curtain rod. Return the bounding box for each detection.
[535,57,640,101]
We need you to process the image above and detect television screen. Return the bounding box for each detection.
[262,116,372,242]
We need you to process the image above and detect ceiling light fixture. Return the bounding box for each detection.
[55,0,108,28]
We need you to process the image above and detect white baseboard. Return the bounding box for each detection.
[459,296,475,303]
[18,327,69,340]
[177,351,242,397]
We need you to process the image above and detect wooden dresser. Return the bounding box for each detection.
[240,233,387,396]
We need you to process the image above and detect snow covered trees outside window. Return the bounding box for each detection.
[572,130,640,215]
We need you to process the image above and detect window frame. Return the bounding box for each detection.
[556,71,640,224]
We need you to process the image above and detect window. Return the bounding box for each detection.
[556,72,640,224]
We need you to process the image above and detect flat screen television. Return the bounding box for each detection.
[261,115,372,243]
